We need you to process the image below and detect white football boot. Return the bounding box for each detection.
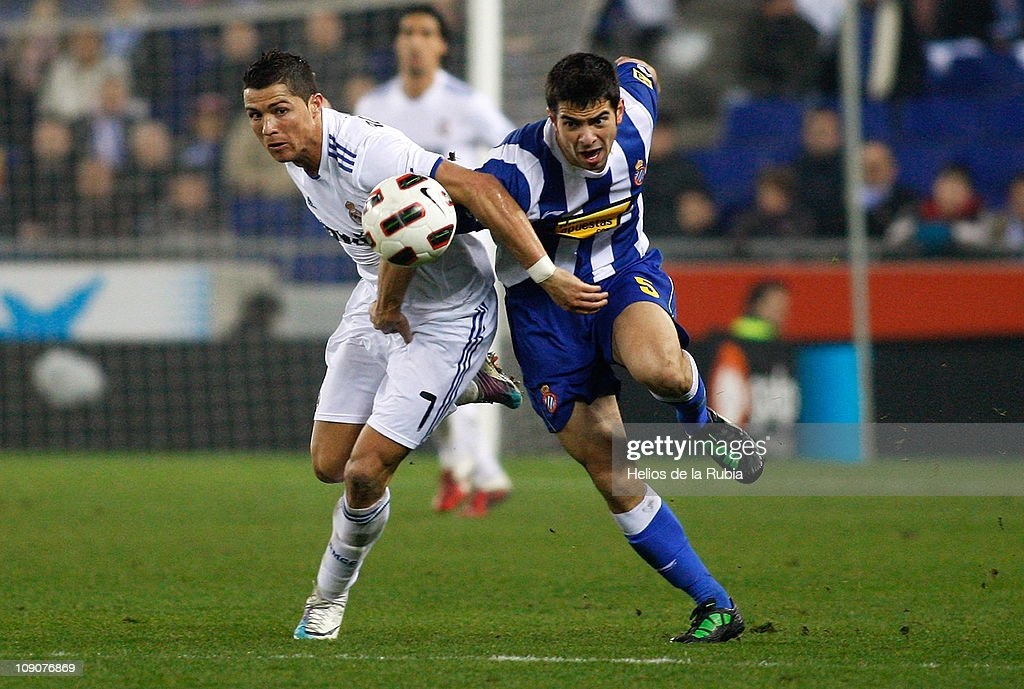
[293,587,348,640]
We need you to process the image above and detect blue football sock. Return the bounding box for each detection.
[625,502,730,607]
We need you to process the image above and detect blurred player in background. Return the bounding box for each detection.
[241,50,605,640]
[356,4,516,517]
[708,280,800,437]
[471,53,763,642]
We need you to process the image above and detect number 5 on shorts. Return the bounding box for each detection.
[634,276,660,298]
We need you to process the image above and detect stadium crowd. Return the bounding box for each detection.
[631,0,1024,258]
[1,0,1023,270]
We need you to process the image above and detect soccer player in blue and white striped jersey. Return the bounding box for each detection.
[475,53,764,642]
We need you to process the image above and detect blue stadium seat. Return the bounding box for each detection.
[895,97,982,144]
[721,98,804,149]
[927,56,991,97]
[926,50,1024,98]
[861,100,895,142]
[814,96,896,143]
[977,95,1024,144]
[229,197,315,237]
[890,142,965,198]
[286,255,359,282]
[689,144,795,218]
[963,145,1024,208]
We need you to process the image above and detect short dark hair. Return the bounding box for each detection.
[545,52,620,112]
[242,49,319,99]
[396,4,450,42]
[936,162,973,186]
[757,165,797,197]
[746,280,788,312]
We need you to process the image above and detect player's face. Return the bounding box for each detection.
[395,13,447,79]
[759,288,791,329]
[549,98,624,172]
[243,84,323,171]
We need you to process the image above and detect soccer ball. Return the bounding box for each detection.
[362,173,457,266]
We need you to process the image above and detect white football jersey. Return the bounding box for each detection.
[285,107,494,319]
[355,70,513,168]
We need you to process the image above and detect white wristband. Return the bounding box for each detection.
[526,255,557,283]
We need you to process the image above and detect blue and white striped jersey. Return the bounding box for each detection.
[479,60,658,287]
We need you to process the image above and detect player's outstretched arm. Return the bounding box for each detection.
[435,161,608,314]
[370,260,415,343]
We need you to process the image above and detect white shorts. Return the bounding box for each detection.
[314,280,497,449]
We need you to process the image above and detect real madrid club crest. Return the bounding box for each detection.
[345,200,362,225]
[540,384,558,415]
[633,159,646,186]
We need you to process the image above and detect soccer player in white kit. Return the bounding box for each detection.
[356,5,516,517]
[241,50,606,640]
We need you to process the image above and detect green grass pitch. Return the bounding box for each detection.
[1,453,1021,688]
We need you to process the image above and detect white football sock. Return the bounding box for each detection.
[440,405,511,491]
[454,380,480,406]
[611,484,661,535]
[315,488,391,600]
[437,410,475,485]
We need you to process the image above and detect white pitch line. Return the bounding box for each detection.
[258,653,692,665]
[249,653,1024,672]
[489,655,693,665]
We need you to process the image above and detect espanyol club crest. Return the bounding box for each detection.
[633,159,646,186]
[346,201,362,225]
[540,384,558,414]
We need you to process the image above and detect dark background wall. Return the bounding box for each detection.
[1,341,323,451]
[3,337,1021,451]
[619,337,1024,425]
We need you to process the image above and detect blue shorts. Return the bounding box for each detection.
[506,250,689,433]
